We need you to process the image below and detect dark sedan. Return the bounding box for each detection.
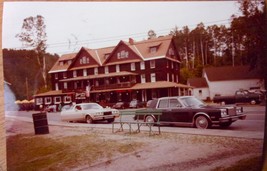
[135,96,246,129]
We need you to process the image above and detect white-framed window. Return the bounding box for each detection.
[80,56,90,64]
[94,68,98,75]
[63,82,68,89]
[167,73,170,82]
[117,50,129,59]
[54,73,58,80]
[36,98,43,105]
[131,63,136,71]
[116,65,120,73]
[176,75,179,82]
[141,74,146,83]
[73,70,77,77]
[151,73,156,82]
[55,83,59,90]
[45,97,52,105]
[54,96,61,104]
[171,61,174,69]
[105,66,109,74]
[83,69,87,76]
[150,60,155,68]
[140,61,145,70]
[64,96,72,103]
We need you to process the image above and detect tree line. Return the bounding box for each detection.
[164,0,265,83]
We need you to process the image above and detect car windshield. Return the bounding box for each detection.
[180,96,205,107]
[82,103,103,110]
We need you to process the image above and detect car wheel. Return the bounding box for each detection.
[107,118,115,123]
[220,122,232,128]
[145,115,155,123]
[86,115,93,124]
[195,115,210,129]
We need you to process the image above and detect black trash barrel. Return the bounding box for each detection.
[32,112,49,134]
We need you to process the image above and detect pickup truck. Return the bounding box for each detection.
[134,96,246,129]
[213,90,263,105]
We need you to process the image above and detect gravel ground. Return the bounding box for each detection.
[5,117,263,171]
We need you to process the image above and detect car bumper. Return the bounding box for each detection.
[217,114,247,123]
[92,115,116,121]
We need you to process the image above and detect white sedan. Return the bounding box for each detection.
[61,103,120,124]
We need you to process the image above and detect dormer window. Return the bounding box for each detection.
[59,61,64,66]
[150,47,157,53]
[149,42,161,54]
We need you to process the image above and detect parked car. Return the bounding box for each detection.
[213,90,263,105]
[61,103,120,123]
[129,99,146,108]
[45,105,57,112]
[112,102,129,109]
[135,96,246,129]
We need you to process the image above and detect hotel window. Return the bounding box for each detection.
[54,96,61,104]
[140,61,145,70]
[105,66,109,74]
[141,74,146,83]
[151,73,156,82]
[36,98,43,105]
[63,72,67,78]
[55,83,59,90]
[64,96,72,103]
[80,56,90,64]
[63,82,68,89]
[131,63,136,71]
[116,65,120,72]
[83,69,87,76]
[73,70,77,77]
[45,97,52,105]
[94,68,98,75]
[150,60,155,68]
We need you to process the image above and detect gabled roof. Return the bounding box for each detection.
[187,78,208,88]
[129,35,177,61]
[49,35,180,73]
[84,46,115,66]
[204,65,261,81]
[49,53,77,73]
[103,40,143,65]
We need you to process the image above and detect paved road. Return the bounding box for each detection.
[5,105,265,139]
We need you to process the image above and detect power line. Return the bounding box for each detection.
[5,18,238,55]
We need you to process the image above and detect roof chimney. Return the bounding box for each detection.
[129,38,134,45]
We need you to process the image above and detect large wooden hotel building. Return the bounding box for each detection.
[34,35,191,109]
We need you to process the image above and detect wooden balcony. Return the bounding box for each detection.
[93,82,136,91]
[62,82,136,93]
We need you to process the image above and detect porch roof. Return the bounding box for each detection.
[34,90,74,97]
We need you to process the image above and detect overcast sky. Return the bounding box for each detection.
[3,1,242,56]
